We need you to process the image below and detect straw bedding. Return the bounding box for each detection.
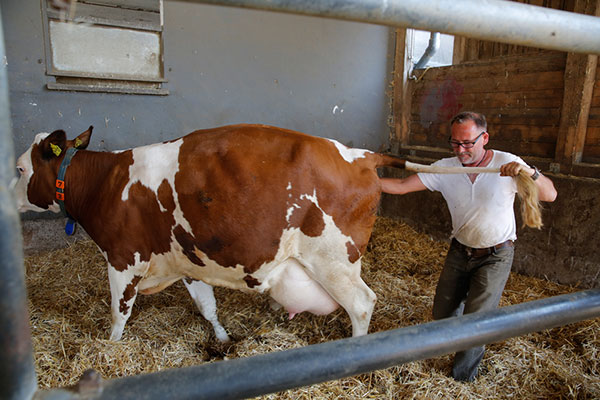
[25,217,600,399]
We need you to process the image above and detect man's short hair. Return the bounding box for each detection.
[450,111,487,131]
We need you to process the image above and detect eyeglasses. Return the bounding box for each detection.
[448,131,486,149]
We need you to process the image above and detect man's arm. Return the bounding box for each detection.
[380,174,428,195]
[500,162,557,202]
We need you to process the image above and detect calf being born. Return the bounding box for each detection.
[15,124,406,341]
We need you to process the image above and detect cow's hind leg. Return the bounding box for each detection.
[107,263,145,341]
[183,279,230,342]
[308,259,376,337]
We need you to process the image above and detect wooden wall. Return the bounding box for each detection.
[409,52,566,160]
[583,65,600,162]
[393,0,600,179]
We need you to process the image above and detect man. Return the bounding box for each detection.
[381,111,557,381]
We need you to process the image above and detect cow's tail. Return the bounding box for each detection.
[374,153,407,169]
[515,171,542,229]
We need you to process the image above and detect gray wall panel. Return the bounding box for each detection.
[4,1,393,157]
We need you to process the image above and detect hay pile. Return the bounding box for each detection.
[25,217,600,399]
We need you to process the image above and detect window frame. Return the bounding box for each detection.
[41,0,168,95]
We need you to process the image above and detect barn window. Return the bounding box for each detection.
[409,29,455,70]
[41,0,167,95]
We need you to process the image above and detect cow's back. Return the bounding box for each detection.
[174,124,381,276]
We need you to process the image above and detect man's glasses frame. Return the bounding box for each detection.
[448,131,486,149]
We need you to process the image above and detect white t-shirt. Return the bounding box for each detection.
[418,150,527,248]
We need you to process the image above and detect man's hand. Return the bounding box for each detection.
[500,161,534,178]
[501,162,557,202]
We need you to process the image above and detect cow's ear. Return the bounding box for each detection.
[41,130,67,160]
[72,125,93,149]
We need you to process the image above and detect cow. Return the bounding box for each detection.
[15,124,406,342]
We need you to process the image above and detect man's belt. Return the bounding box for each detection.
[452,238,514,258]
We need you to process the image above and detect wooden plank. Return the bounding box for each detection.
[555,0,599,164]
[452,36,468,65]
[492,42,508,58]
[47,2,161,31]
[411,91,563,123]
[547,0,565,9]
[479,41,496,59]
[410,52,566,82]
[582,146,600,161]
[472,109,560,124]
[408,122,449,148]
[570,164,600,178]
[448,36,559,63]
[437,89,564,109]
[529,0,546,6]
[452,36,467,65]
[392,29,413,148]
[491,124,559,142]
[583,126,600,145]
[409,133,441,147]
[482,109,561,126]
[413,66,566,95]
[414,70,565,96]
[486,140,556,158]
[412,108,561,126]
[47,81,168,95]
[586,111,600,127]
[80,0,161,12]
[465,38,480,62]
[564,0,577,12]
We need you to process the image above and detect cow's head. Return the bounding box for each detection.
[15,126,93,213]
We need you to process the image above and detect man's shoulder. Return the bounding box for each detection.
[492,150,522,163]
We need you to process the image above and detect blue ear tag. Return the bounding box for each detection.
[65,218,77,236]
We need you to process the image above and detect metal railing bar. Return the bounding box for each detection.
[35,289,600,400]
[171,0,600,55]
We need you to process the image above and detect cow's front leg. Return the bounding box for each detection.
[183,278,230,342]
[107,262,145,341]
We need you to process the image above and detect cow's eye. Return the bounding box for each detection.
[16,166,25,175]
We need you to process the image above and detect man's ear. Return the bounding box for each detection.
[41,130,67,160]
[482,131,490,146]
[72,125,93,149]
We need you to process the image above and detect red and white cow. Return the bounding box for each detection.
[15,124,406,341]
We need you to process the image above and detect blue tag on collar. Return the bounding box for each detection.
[65,218,77,236]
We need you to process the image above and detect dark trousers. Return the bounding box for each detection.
[432,239,514,381]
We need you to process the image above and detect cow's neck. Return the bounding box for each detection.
[61,150,125,228]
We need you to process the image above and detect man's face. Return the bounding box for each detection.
[449,120,489,165]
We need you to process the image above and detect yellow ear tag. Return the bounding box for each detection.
[50,143,62,157]
[74,138,82,148]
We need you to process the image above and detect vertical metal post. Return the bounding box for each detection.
[0,4,38,400]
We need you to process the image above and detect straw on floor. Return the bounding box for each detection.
[25,217,600,399]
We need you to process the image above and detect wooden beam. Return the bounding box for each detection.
[392,28,414,150]
[555,0,600,167]
[452,36,467,65]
